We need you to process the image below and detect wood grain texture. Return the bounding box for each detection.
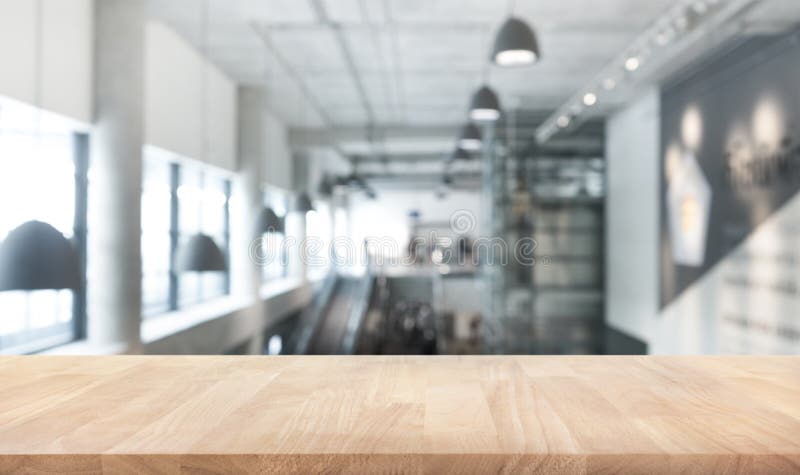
[0,356,797,474]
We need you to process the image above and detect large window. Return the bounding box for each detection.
[0,99,87,352]
[306,200,332,280]
[261,187,288,281]
[177,164,230,307]
[141,149,230,316]
[141,155,172,316]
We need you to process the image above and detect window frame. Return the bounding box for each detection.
[262,187,289,282]
[0,126,88,353]
[141,153,231,317]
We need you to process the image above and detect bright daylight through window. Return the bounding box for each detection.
[0,99,85,352]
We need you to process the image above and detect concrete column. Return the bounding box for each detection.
[286,211,307,282]
[229,86,267,354]
[231,86,266,299]
[87,0,145,352]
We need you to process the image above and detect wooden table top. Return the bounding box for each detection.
[0,355,798,474]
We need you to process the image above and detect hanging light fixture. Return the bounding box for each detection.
[0,221,81,291]
[294,192,315,213]
[175,233,226,273]
[451,147,471,161]
[457,123,483,151]
[469,85,502,122]
[256,207,284,235]
[317,175,335,197]
[492,17,541,67]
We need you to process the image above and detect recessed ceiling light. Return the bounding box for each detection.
[655,29,672,46]
[603,78,617,91]
[625,56,640,72]
[583,93,597,107]
[556,115,571,128]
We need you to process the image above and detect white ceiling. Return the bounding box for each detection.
[148,0,676,130]
[148,0,800,162]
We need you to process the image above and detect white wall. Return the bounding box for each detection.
[605,89,716,354]
[605,88,800,355]
[0,0,93,123]
[144,21,237,171]
[263,112,293,190]
[605,89,661,344]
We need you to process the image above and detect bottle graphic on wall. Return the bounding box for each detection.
[667,151,712,267]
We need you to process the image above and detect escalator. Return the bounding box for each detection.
[306,278,363,354]
[288,273,374,355]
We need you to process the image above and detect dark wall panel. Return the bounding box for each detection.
[660,30,800,307]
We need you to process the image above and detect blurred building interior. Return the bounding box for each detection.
[0,0,799,356]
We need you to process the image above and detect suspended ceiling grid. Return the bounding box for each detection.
[148,0,675,129]
[148,0,800,162]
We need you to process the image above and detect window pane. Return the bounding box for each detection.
[306,201,332,279]
[176,165,229,308]
[262,187,288,281]
[141,154,172,317]
[0,99,79,352]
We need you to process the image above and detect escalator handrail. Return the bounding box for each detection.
[340,271,374,355]
[288,272,339,354]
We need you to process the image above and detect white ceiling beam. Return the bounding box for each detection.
[289,125,459,149]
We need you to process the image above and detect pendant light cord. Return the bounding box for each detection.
[508,0,517,16]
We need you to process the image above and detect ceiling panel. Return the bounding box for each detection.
[395,29,488,73]
[326,107,369,125]
[387,0,505,24]
[514,0,673,30]
[268,28,349,73]
[362,1,388,24]
[342,29,396,74]
[148,0,800,141]
[241,0,317,24]
[304,74,363,107]
[321,0,363,24]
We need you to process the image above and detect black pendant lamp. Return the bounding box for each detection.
[294,192,315,213]
[175,233,226,273]
[0,221,81,291]
[457,123,483,151]
[317,175,335,197]
[491,17,540,67]
[452,147,471,161]
[257,207,284,234]
[469,86,501,122]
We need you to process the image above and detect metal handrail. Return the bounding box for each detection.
[340,271,374,355]
[287,271,338,355]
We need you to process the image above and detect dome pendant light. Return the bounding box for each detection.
[257,207,284,235]
[452,147,471,161]
[0,221,81,291]
[175,234,227,273]
[491,17,541,67]
[294,192,315,213]
[469,85,502,122]
[457,123,483,151]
